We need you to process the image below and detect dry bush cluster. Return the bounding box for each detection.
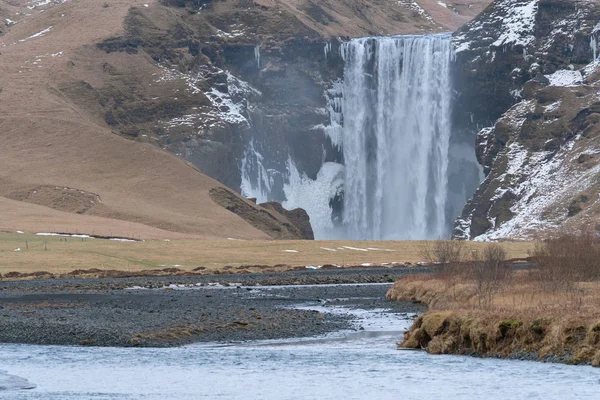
[531,230,600,289]
[420,232,600,308]
[421,241,510,307]
[472,244,510,307]
[395,233,600,365]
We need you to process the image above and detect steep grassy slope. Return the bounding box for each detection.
[0,0,305,239]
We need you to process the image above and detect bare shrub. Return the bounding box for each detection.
[421,240,467,278]
[532,230,600,291]
[471,243,510,308]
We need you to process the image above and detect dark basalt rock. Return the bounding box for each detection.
[259,202,315,240]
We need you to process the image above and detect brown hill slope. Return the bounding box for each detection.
[0,0,311,240]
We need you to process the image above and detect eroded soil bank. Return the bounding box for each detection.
[387,277,600,366]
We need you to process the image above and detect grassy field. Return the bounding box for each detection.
[0,233,534,275]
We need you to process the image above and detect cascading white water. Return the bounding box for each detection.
[240,140,272,204]
[241,34,454,240]
[339,34,453,239]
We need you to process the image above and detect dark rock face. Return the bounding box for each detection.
[222,39,345,192]
[90,2,346,199]
[452,0,600,239]
[259,201,315,240]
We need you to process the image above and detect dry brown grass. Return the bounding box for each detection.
[388,271,600,314]
[390,275,600,365]
[388,237,600,365]
[0,233,533,276]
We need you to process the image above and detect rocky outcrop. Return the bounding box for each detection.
[259,201,314,240]
[452,0,600,239]
[209,187,314,239]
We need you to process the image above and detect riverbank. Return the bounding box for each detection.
[3,302,598,400]
[0,268,425,347]
[387,273,600,366]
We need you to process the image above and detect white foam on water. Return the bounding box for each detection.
[0,370,35,391]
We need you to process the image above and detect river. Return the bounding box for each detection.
[0,285,598,399]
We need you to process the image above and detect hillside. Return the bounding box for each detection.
[0,0,319,240]
[0,0,490,240]
[452,0,600,240]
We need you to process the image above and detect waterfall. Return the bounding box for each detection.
[338,34,453,239]
[241,34,454,240]
[324,42,332,59]
[254,45,261,68]
[240,140,272,204]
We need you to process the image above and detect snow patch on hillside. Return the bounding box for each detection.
[474,140,600,241]
[453,0,539,53]
[491,0,538,47]
[545,70,583,87]
[544,100,562,113]
[397,0,433,23]
[156,66,259,130]
[17,26,51,43]
[215,25,247,39]
[27,0,68,10]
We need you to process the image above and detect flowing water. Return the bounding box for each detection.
[1,288,599,399]
[338,35,452,239]
[241,34,455,240]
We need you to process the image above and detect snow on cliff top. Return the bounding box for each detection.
[491,0,538,47]
[453,0,539,52]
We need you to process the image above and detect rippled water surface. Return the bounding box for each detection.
[1,299,598,399]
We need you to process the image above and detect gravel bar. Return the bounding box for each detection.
[0,268,427,347]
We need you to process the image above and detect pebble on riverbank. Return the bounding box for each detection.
[0,269,426,347]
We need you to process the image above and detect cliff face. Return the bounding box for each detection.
[79,0,490,235]
[452,0,600,240]
[88,0,451,192]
